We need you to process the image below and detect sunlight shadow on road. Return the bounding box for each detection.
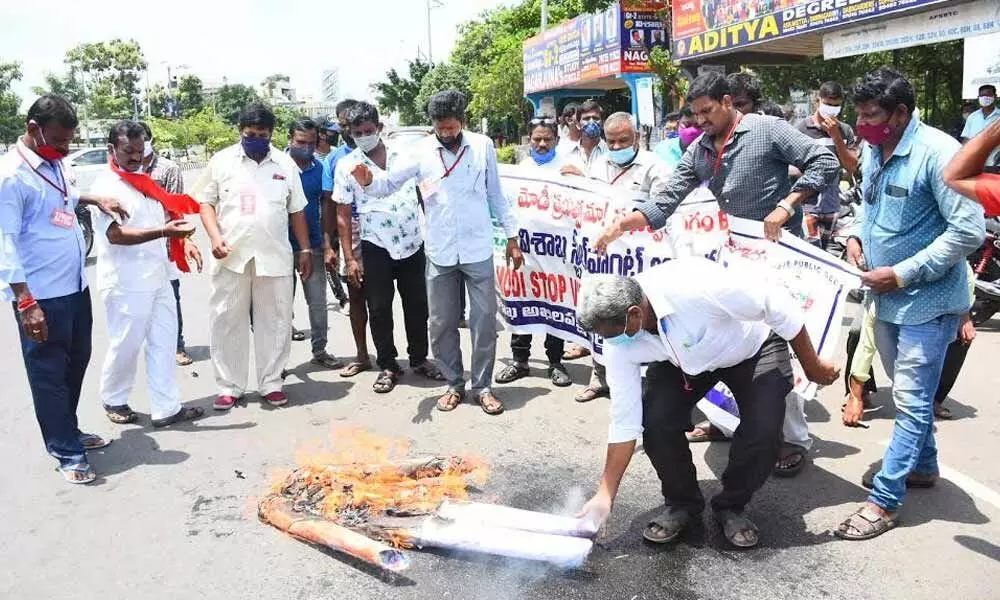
[954,534,1000,562]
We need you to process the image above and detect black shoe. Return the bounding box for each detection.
[495,363,529,384]
[548,363,572,387]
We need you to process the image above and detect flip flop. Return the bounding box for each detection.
[574,387,609,403]
[562,345,591,361]
[373,370,400,394]
[79,433,112,450]
[340,361,371,378]
[773,443,807,478]
[59,462,96,485]
[686,422,730,443]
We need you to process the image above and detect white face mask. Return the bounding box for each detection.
[355,133,380,153]
[818,103,842,118]
[979,96,996,108]
[143,141,154,158]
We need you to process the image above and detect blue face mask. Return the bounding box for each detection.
[530,146,557,165]
[665,131,679,139]
[288,144,315,162]
[582,120,602,139]
[242,135,271,158]
[608,145,638,166]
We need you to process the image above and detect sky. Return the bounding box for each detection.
[0,0,514,108]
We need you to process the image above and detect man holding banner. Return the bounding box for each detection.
[575,259,839,549]
[594,72,840,477]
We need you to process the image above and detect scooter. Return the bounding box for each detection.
[970,218,1000,324]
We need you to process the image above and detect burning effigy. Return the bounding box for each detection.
[258,428,596,572]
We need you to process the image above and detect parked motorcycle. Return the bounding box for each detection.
[970,218,1000,325]
[76,203,94,257]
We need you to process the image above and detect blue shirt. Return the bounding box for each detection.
[0,139,87,302]
[860,116,985,325]
[653,137,683,169]
[321,144,353,193]
[289,157,324,251]
[961,106,1000,165]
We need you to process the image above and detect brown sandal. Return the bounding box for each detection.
[339,361,371,378]
[478,392,505,416]
[436,390,464,412]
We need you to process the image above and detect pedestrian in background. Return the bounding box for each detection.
[560,99,607,176]
[835,67,985,541]
[196,103,313,410]
[0,94,128,484]
[92,120,204,429]
[350,89,523,415]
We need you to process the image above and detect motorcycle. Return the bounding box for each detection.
[969,218,1000,325]
[76,203,94,257]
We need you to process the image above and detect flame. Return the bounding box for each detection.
[280,428,488,528]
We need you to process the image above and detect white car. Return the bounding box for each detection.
[65,147,109,193]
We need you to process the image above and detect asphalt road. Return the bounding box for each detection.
[1,170,999,600]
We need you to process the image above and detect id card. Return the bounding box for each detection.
[418,177,441,202]
[240,192,256,216]
[50,208,75,229]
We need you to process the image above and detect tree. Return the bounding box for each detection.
[212,84,261,125]
[373,58,432,126]
[415,62,472,122]
[648,47,689,115]
[0,61,23,146]
[261,73,289,100]
[145,83,169,118]
[177,75,205,117]
[268,105,299,151]
[64,39,147,119]
[31,70,86,106]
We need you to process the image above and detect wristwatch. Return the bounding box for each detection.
[776,200,795,216]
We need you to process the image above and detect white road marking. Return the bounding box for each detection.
[878,439,1000,511]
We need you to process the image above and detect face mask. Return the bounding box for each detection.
[530,146,556,165]
[604,327,654,348]
[980,96,996,108]
[678,126,701,147]
[436,132,462,150]
[31,124,68,161]
[582,120,602,139]
[355,134,380,153]
[288,144,315,161]
[818,103,842,118]
[241,135,271,158]
[608,145,638,166]
[856,121,893,146]
[665,131,679,139]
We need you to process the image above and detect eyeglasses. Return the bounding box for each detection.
[529,117,556,126]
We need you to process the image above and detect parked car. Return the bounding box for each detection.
[65,147,109,193]
[386,126,432,150]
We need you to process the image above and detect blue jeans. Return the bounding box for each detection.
[869,313,959,511]
[15,290,93,467]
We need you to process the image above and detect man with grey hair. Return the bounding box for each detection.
[575,258,838,549]
[572,110,673,404]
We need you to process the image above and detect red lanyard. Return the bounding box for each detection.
[438,145,469,179]
[712,113,743,177]
[609,163,636,186]
[16,146,68,204]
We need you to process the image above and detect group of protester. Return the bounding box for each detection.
[3,65,1000,553]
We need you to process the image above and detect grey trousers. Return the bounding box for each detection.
[427,258,496,395]
[292,252,329,357]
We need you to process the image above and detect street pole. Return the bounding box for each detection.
[541,0,548,32]
[145,67,152,116]
[426,0,434,63]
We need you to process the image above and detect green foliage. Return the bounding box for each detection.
[0,60,23,146]
[147,108,237,158]
[372,59,432,126]
[177,75,205,117]
[415,63,472,122]
[31,70,86,106]
[648,47,688,114]
[268,105,299,150]
[211,84,261,126]
[261,74,289,100]
[495,144,519,164]
[145,83,169,118]
[64,39,147,119]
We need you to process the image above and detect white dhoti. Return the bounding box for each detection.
[100,282,182,421]
[209,259,293,397]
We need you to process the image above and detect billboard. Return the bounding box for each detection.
[671,0,950,61]
[620,6,671,72]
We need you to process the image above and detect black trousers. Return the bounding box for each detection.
[642,334,792,514]
[511,334,564,365]
[361,241,429,372]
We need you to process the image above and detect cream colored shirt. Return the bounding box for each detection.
[194,143,307,277]
[590,149,673,198]
[558,139,607,176]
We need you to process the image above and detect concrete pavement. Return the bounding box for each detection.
[1,171,998,600]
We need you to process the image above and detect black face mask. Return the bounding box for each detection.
[437,132,463,151]
[340,130,355,149]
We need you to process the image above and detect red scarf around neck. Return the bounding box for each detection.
[110,159,201,273]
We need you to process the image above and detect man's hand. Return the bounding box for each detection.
[820,116,842,139]
[20,304,48,343]
[846,238,867,270]
[594,219,625,255]
[843,390,865,427]
[576,490,613,536]
[162,219,196,239]
[184,240,203,273]
[346,258,364,289]
[560,164,585,177]
[296,250,313,281]
[505,238,524,270]
[764,207,790,241]
[94,196,130,221]
[324,246,338,273]
[959,314,976,345]
[351,163,373,187]
[803,357,840,386]
[861,267,901,294]
[211,236,232,260]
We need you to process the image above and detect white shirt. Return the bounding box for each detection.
[517,150,564,171]
[363,131,517,266]
[334,143,424,261]
[558,139,607,175]
[604,258,805,444]
[193,143,307,277]
[590,149,672,197]
[91,167,171,293]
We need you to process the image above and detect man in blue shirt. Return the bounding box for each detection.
[0,94,128,484]
[288,117,343,369]
[836,68,985,541]
[961,84,1000,167]
[322,99,371,378]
